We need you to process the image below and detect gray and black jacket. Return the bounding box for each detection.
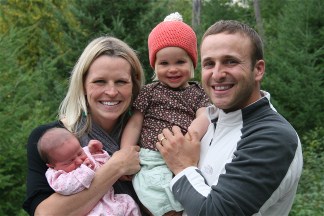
[170,91,303,216]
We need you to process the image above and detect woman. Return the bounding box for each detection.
[23,36,145,215]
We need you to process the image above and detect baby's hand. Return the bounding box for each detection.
[83,158,95,170]
[88,140,104,154]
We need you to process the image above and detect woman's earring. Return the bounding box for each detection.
[82,110,87,117]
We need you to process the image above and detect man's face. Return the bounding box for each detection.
[200,32,264,112]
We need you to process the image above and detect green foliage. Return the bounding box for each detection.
[257,0,288,44]
[290,127,324,216]
[0,24,64,215]
[69,0,172,83]
[257,2,324,213]
[198,0,255,79]
[0,1,75,214]
[201,0,255,33]
[0,135,27,215]
[262,0,324,133]
[0,0,81,73]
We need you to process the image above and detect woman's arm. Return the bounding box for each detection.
[35,145,140,215]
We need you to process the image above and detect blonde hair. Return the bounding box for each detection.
[59,36,144,136]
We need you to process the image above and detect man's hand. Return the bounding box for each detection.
[156,126,200,175]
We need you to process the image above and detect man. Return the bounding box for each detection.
[156,20,303,216]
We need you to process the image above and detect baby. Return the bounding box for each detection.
[38,127,141,216]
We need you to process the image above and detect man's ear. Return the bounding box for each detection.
[254,60,265,81]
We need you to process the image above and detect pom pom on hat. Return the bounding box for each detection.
[148,12,197,69]
[164,12,183,22]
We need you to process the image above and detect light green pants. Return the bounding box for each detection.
[132,148,183,216]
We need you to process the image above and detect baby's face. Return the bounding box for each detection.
[155,47,193,89]
[50,136,88,173]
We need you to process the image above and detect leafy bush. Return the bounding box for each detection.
[290,127,324,215]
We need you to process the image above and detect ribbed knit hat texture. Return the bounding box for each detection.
[148,12,197,69]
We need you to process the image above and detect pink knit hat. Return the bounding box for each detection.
[148,12,197,69]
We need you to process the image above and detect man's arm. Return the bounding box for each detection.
[157,124,302,216]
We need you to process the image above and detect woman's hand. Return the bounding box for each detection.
[110,145,141,176]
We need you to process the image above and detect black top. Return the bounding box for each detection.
[22,120,141,215]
